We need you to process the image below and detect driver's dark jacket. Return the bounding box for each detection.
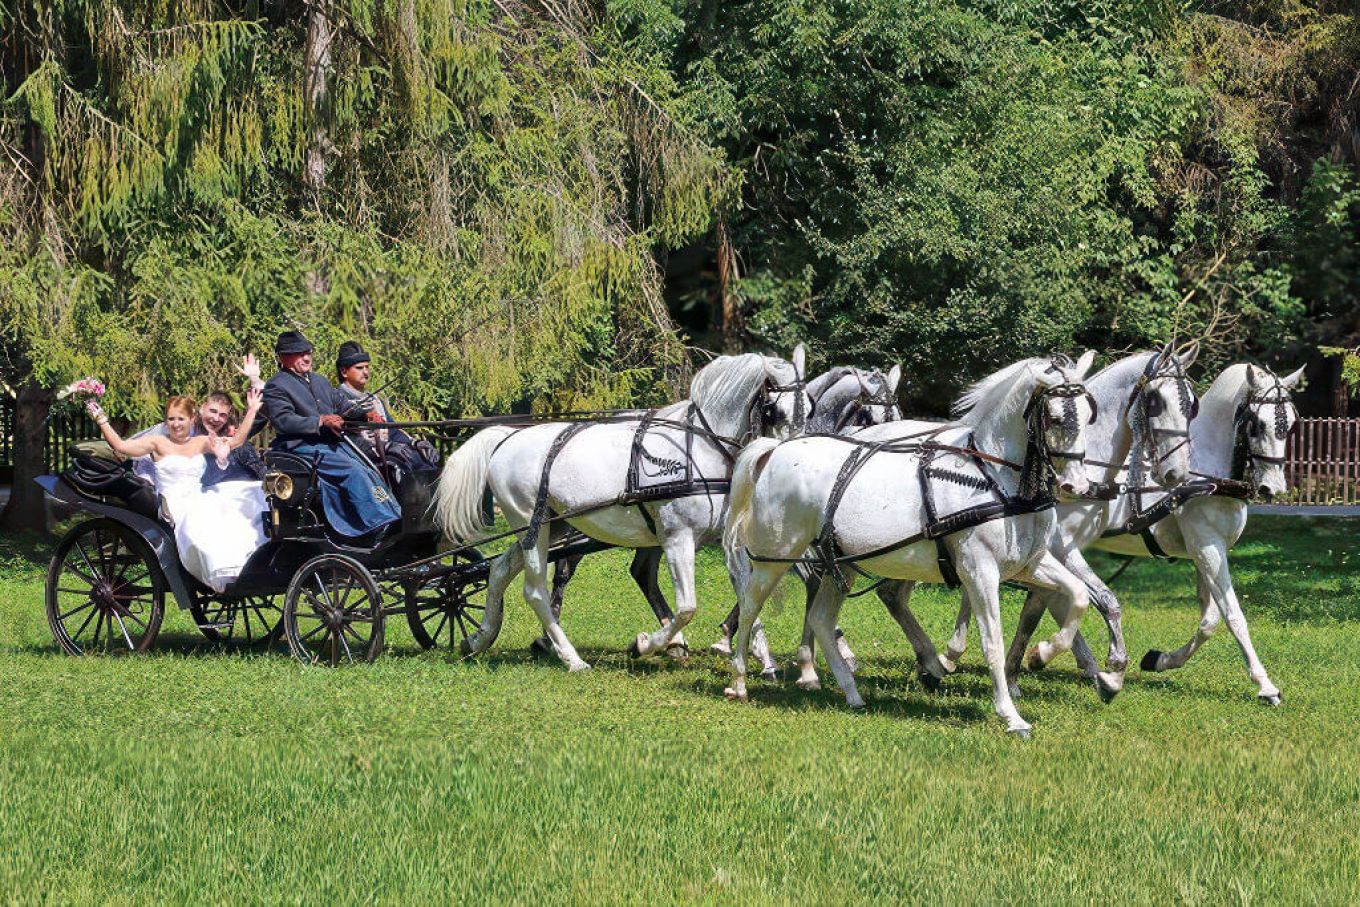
[262,369,352,450]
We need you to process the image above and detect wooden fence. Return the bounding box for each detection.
[1285,417,1360,505]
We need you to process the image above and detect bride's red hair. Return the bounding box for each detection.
[165,396,196,418]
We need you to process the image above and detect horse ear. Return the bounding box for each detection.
[886,363,902,393]
[1073,349,1097,380]
[1151,341,1172,371]
[1246,364,1263,390]
[1281,364,1306,389]
[791,343,807,378]
[1176,341,1200,371]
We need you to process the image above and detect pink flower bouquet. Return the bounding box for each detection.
[57,377,107,401]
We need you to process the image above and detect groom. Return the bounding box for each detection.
[262,330,401,539]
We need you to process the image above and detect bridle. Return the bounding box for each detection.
[748,373,812,443]
[1017,359,1097,499]
[1232,373,1297,480]
[1125,351,1198,472]
[833,370,902,433]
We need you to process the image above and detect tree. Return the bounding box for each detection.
[1,0,729,530]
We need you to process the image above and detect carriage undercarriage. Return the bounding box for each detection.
[39,466,612,667]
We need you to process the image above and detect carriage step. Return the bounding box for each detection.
[196,621,233,631]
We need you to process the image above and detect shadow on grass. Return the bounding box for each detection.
[1088,515,1360,625]
[0,530,53,579]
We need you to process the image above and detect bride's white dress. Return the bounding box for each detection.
[155,454,267,593]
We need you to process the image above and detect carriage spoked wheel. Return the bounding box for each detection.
[45,518,165,656]
[405,549,487,652]
[282,555,385,666]
[189,592,284,647]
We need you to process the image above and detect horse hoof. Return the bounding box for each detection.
[723,686,748,703]
[1095,674,1122,704]
[760,668,778,682]
[1008,726,1032,740]
[1140,649,1164,672]
[567,661,592,673]
[1259,692,1283,707]
[1024,645,1046,671]
[938,655,959,675]
[665,642,690,661]
[846,700,867,713]
[918,670,942,693]
[709,640,733,657]
[795,677,821,692]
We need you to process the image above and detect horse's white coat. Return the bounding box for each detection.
[723,355,1097,734]
[432,349,812,669]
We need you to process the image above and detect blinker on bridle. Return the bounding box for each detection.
[1235,374,1297,470]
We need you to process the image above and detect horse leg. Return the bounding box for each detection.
[1154,536,1281,705]
[461,544,522,657]
[521,534,590,672]
[875,580,948,691]
[1144,567,1220,672]
[1019,552,1092,669]
[631,532,696,657]
[726,557,789,703]
[794,567,823,690]
[1002,589,1051,700]
[807,579,860,709]
[710,602,738,656]
[629,547,688,658]
[536,551,582,656]
[937,594,972,674]
[959,559,1031,736]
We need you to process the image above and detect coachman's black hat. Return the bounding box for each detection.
[275,330,313,355]
[336,340,370,373]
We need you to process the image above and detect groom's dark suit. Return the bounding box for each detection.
[263,368,400,537]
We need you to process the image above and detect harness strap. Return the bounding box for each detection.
[521,422,592,550]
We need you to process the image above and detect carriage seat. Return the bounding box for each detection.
[61,451,161,521]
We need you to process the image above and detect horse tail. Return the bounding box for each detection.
[433,425,517,542]
[724,438,780,582]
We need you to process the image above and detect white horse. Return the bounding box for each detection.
[1011,362,1303,704]
[542,363,903,674]
[433,348,813,670]
[889,346,1200,701]
[723,354,1097,736]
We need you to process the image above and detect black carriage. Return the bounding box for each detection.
[38,447,518,666]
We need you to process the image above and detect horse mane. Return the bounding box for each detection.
[806,366,853,402]
[1088,351,1156,388]
[690,353,784,419]
[1197,363,1262,414]
[952,357,1052,426]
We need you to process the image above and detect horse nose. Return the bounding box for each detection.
[1161,466,1186,486]
[1060,480,1078,495]
[1257,483,1274,499]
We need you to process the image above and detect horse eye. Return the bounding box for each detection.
[1145,393,1164,417]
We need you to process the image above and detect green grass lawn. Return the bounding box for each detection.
[2,517,1359,902]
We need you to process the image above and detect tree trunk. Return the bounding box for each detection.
[303,0,334,204]
[0,382,54,533]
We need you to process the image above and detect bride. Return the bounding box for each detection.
[89,389,268,593]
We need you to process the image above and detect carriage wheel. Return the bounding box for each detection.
[282,555,384,666]
[405,549,487,651]
[190,592,284,646]
[46,518,165,656]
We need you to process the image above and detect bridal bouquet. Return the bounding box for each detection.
[57,377,107,402]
